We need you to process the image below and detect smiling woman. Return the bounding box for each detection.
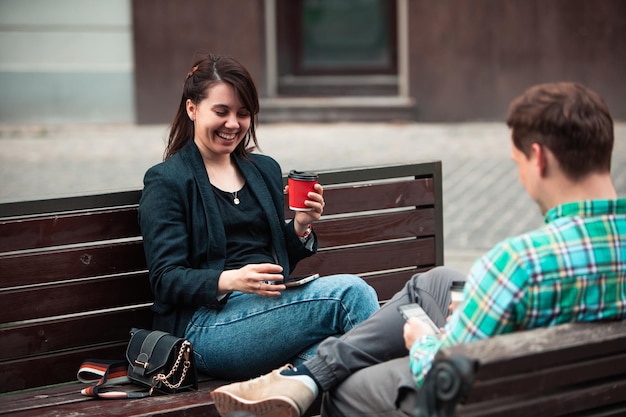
[164,55,260,160]
[186,83,252,170]
[137,53,380,381]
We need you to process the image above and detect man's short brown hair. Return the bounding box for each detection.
[506,82,614,180]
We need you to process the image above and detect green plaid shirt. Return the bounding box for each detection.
[410,198,626,385]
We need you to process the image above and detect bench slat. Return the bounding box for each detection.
[458,377,626,417]
[0,190,143,218]
[314,209,436,247]
[0,378,226,417]
[0,241,146,289]
[287,177,435,216]
[0,342,131,393]
[291,237,436,278]
[307,162,441,186]
[466,351,626,403]
[0,207,141,253]
[442,320,626,379]
[0,273,152,323]
[365,268,433,301]
[0,308,153,361]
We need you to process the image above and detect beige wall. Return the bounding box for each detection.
[132,0,266,124]
[407,0,626,121]
[0,0,135,124]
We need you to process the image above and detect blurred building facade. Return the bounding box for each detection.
[0,0,134,124]
[1,0,625,125]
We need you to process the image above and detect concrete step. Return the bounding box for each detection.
[277,75,399,97]
[259,96,416,123]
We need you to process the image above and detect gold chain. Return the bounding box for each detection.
[149,340,192,395]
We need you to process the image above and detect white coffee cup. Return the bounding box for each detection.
[450,281,465,311]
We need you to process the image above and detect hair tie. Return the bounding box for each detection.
[187,65,199,79]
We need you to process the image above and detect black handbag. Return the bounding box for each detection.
[78,328,197,398]
[126,328,198,395]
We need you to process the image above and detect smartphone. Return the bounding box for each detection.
[397,303,440,334]
[284,273,320,288]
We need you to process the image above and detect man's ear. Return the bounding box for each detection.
[531,143,548,177]
[186,99,196,121]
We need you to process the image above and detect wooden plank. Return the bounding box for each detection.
[0,382,96,414]
[0,208,141,253]
[284,177,435,217]
[0,376,317,417]
[0,376,226,417]
[0,241,147,288]
[0,308,153,361]
[0,273,152,323]
[323,178,435,214]
[364,268,428,302]
[467,352,626,403]
[314,162,441,185]
[440,320,626,380]
[459,377,626,417]
[290,238,436,277]
[366,267,438,301]
[0,190,142,218]
[313,209,436,247]
[0,343,130,393]
[0,378,226,416]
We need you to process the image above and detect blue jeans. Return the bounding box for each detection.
[184,274,379,380]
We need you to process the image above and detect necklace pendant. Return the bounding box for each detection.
[233,197,240,205]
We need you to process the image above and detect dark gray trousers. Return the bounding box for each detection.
[303,266,466,417]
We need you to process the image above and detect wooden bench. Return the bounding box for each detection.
[415,319,626,417]
[0,161,444,416]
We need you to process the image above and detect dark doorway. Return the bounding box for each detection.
[276,0,398,96]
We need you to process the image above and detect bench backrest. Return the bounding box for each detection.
[416,319,626,417]
[0,161,443,393]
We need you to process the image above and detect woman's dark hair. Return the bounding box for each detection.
[164,54,260,160]
[506,82,613,181]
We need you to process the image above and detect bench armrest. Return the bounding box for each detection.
[415,355,475,417]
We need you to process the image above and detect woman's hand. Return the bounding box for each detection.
[288,183,325,235]
[403,317,436,351]
[218,263,286,297]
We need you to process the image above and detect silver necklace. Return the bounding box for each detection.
[205,164,241,205]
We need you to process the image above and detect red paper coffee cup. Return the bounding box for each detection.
[288,170,318,211]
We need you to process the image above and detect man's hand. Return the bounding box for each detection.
[403,317,437,350]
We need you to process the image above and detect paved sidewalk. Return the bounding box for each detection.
[1,122,624,274]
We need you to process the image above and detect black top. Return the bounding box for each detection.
[212,183,275,269]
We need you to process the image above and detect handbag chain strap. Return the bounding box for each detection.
[149,340,192,395]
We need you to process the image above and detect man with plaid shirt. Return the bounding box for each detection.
[212,82,626,417]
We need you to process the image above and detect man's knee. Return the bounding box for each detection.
[407,267,466,327]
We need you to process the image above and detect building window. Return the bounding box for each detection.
[278,0,397,76]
